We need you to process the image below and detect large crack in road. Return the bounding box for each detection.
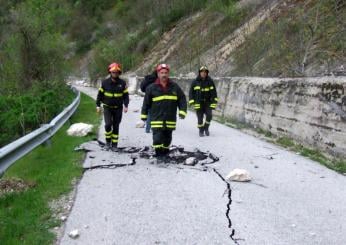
[76,140,240,243]
[212,168,241,245]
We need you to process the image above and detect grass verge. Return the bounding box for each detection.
[0,93,101,244]
[276,136,346,173]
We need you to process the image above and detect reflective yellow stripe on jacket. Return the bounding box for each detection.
[152,95,178,102]
[150,120,177,129]
[104,92,124,98]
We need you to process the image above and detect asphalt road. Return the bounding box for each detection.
[59,85,346,245]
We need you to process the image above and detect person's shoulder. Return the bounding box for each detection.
[169,79,178,86]
[191,77,198,83]
[145,73,157,83]
[116,77,127,86]
[118,77,126,83]
[146,82,157,91]
[144,74,151,80]
[101,77,110,85]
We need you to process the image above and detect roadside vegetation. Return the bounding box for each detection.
[0,93,101,244]
[232,0,345,76]
[87,0,260,79]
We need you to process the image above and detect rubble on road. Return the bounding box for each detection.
[185,157,197,165]
[75,140,220,167]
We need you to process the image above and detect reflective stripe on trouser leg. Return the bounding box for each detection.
[152,129,163,149]
[105,131,112,143]
[104,108,113,142]
[196,109,204,128]
[205,107,212,129]
[162,130,172,150]
[111,134,118,143]
[152,129,172,150]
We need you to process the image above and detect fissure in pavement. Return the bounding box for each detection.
[77,140,240,243]
[213,168,242,244]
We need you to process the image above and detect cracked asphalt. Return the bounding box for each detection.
[60,85,346,245]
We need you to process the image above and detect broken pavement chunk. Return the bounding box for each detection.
[226,168,252,182]
[184,157,198,166]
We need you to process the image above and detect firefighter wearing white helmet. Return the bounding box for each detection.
[189,66,218,137]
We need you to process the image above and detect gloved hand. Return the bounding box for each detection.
[179,115,185,119]
[96,107,101,113]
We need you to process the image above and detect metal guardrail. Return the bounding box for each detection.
[0,87,80,176]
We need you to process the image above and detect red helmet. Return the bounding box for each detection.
[156,63,170,72]
[108,63,122,73]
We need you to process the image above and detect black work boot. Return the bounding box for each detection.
[204,126,210,136]
[199,128,204,137]
[155,148,162,157]
[111,143,118,152]
[104,142,111,150]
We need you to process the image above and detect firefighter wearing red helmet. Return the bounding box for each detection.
[189,66,218,137]
[141,64,187,159]
[96,62,129,150]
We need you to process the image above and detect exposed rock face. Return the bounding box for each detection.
[135,76,346,158]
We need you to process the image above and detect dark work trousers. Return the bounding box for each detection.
[152,129,173,156]
[196,105,213,131]
[145,109,151,133]
[103,107,122,145]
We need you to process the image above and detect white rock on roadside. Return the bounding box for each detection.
[68,229,80,239]
[61,216,67,221]
[136,121,145,128]
[67,123,93,137]
[226,168,252,182]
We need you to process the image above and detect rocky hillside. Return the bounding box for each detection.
[129,0,345,77]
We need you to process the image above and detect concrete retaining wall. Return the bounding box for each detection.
[131,76,346,158]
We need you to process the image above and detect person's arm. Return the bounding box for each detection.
[141,86,152,120]
[189,81,195,105]
[140,78,147,93]
[123,83,129,112]
[177,85,187,119]
[209,79,218,109]
[96,82,104,112]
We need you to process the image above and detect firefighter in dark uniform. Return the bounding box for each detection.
[141,64,187,157]
[140,69,158,133]
[96,62,129,150]
[189,66,218,137]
